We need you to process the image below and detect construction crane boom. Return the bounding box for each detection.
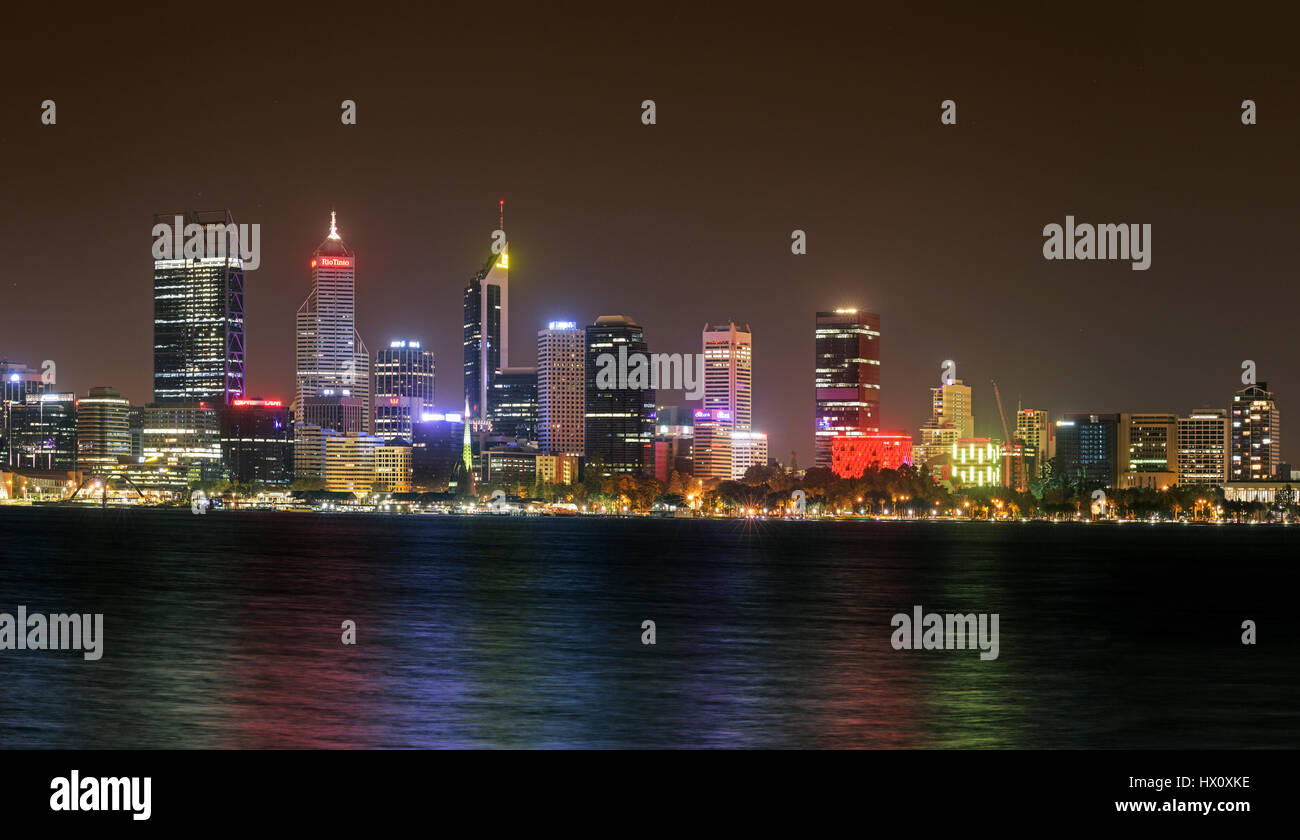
[991,379,1012,442]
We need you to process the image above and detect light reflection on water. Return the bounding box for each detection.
[0,509,1296,748]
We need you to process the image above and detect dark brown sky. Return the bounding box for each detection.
[2,3,1297,465]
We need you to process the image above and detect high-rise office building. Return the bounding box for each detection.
[728,430,768,480]
[931,380,974,439]
[152,210,246,405]
[374,340,436,441]
[411,412,466,492]
[1177,409,1230,487]
[140,403,223,486]
[1230,382,1281,481]
[703,322,752,432]
[814,309,880,467]
[692,409,733,480]
[295,211,370,432]
[1117,413,1178,489]
[75,387,131,475]
[220,398,293,486]
[1016,409,1052,478]
[464,208,510,428]
[8,393,77,470]
[1054,413,1119,488]
[537,322,586,455]
[490,367,538,441]
[2,361,50,465]
[585,315,655,475]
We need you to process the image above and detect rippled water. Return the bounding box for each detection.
[0,507,1296,748]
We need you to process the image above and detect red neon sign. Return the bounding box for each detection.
[317,256,353,268]
[232,399,283,407]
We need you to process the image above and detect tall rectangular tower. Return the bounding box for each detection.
[1230,383,1282,480]
[814,309,880,468]
[152,210,246,405]
[537,322,586,455]
[294,211,370,432]
[702,322,752,432]
[374,340,436,441]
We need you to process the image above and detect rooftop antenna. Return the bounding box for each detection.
[499,199,504,232]
[328,209,340,240]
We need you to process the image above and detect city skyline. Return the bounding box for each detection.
[1,202,1293,468]
[3,6,1297,466]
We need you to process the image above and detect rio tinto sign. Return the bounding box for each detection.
[312,256,353,269]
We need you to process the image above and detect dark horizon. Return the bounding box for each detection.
[3,3,1297,465]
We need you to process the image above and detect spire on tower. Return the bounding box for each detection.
[499,199,504,232]
[328,210,341,240]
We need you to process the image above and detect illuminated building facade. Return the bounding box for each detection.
[490,367,538,441]
[295,211,370,432]
[1016,409,1052,477]
[537,452,580,485]
[374,340,436,440]
[323,432,383,494]
[931,379,974,439]
[1117,413,1178,490]
[1177,409,1230,486]
[585,315,654,475]
[220,398,293,486]
[728,430,768,480]
[703,322,752,432]
[537,322,586,455]
[8,393,77,470]
[464,210,510,430]
[1054,413,1119,488]
[140,403,223,485]
[950,438,1002,487]
[152,210,246,405]
[692,409,732,480]
[1230,383,1281,481]
[830,431,913,479]
[2,361,50,465]
[373,440,413,493]
[482,444,538,486]
[75,387,131,475]
[814,309,880,467]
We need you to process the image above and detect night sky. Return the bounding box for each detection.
[3,4,1296,465]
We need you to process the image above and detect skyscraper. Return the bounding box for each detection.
[75,387,131,475]
[221,398,293,486]
[295,211,370,432]
[537,322,586,455]
[8,393,77,470]
[152,210,246,405]
[1117,413,1178,489]
[814,309,880,468]
[1016,408,1051,478]
[931,380,974,439]
[2,361,50,466]
[1230,382,1281,481]
[702,322,753,432]
[490,367,538,441]
[464,205,509,428]
[1177,409,1229,486]
[374,340,436,441]
[1054,413,1119,488]
[585,315,655,475]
